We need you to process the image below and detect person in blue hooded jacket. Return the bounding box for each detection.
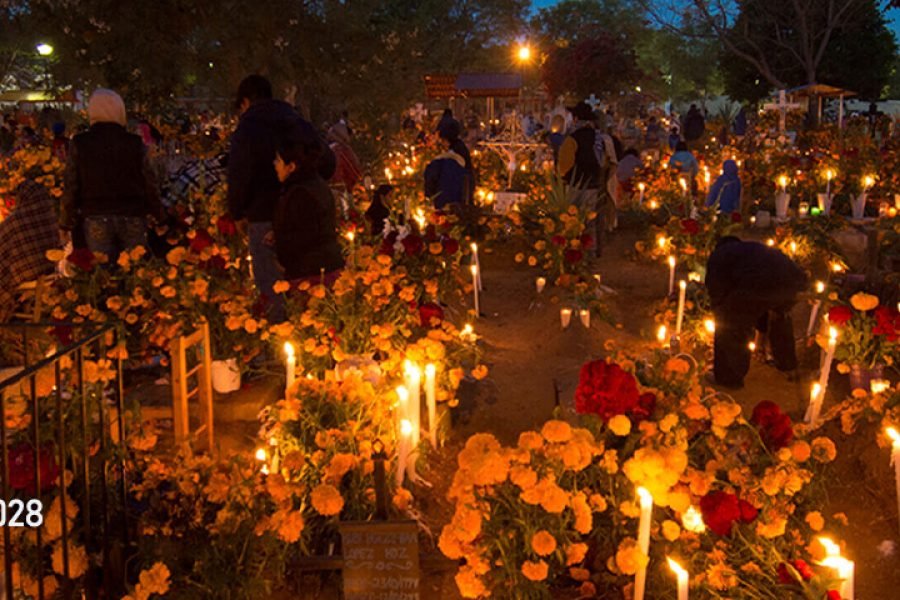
[706,159,742,214]
[424,126,468,210]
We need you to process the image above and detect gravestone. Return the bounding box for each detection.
[340,520,420,600]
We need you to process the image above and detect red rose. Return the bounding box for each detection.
[66,247,96,271]
[738,499,759,523]
[418,302,444,328]
[827,305,853,325]
[579,233,594,249]
[216,215,237,236]
[574,360,656,422]
[189,229,214,253]
[9,444,60,494]
[551,235,567,246]
[777,559,814,584]
[680,218,700,234]
[751,401,794,450]
[873,306,900,341]
[401,234,424,256]
[699,491,742,536]
[564,249,584,264]
[827,591,841,600]
[730,212,742,223]
[442,238,460,255]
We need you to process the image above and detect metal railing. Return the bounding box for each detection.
[0,321,129,599]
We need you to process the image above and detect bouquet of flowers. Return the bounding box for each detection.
[827,292,898,369]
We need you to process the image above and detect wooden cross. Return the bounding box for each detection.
[763,90,803,132]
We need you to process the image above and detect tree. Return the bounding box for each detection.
[541,32,642,100]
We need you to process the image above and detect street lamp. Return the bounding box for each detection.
[516,44,531,63]
[36,43,54,56]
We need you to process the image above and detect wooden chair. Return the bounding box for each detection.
[145,321,214,449]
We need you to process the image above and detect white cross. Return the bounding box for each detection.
[763,90,803,132]
[585,94,601,110]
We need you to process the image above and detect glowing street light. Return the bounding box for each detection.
[36,43,54,56]
[516,44,532,63]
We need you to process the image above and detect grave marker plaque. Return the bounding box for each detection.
[340,520,420,600]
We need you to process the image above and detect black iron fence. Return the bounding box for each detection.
[0,322,129,599]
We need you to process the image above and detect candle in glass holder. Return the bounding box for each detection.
[634,487,654,600]
[675,280,687,335]
[798,202,809,217]
[579,309,590,329]
[535,277,546,293]
[560,308,572,329]
[667,557,689,600]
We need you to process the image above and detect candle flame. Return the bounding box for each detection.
[886,426,900,444]
[667,557,687,578]
[682,505,706,532]
[830,262,844,272]
[657,325,668,343]
[637,486,653,507]
[789,241,797,254]
[678,177,687,191]
[638,182,646,191]
[400,419,413,437]
[766,238,775,247]
[811,382,821,400]
[778,175,789,189]
[748,341,757,352]
[396,385,409,404]
[704,318,716,334]
[470,264,478,276]
[818,537,841,557]
[863,174,875,189]
[657,235,667,249]
[425,363,436,377]
[649,200,659,209]
[679,279,686,290]
[825,169,835,181]
[255,448,267,462]
[668,255,676,268]
[345,231,355,242]
[471,242,478,253]
[283,342,294,358]
[815,281,825,293]
[828,327,838,342]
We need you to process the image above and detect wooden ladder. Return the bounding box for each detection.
[146,320,214,449]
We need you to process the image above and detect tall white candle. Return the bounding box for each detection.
[667,256,676,296]
[425,364,437,447]
[284,342,296,397]
[470,264,480,317]
[675,280,687,335]
[818,327,838,393]
[806,281,825,336]
[825,169,834,198]
[634,487,653,600]
[404,361,421,447]
[471,243,482,291]
[819,538,854,600]
[886,427,900,535]
[667,557,689,600]
[638,182,645,204]
[396,419,412,486]
[804,382,822,424]
[395,385,409,431]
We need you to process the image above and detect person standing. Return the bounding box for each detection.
[706,237,807,388]
[226,75,335,321]
[558,102,601,256]
[59,89,163,258]
[682,104,705,148]
[706,159,742,215]
[424,129,468,211]
[668,141,699,193]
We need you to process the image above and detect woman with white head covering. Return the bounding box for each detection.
[59,89,162,258]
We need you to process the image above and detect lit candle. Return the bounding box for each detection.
[638,182,646,204]
[886,427,900,535]
[470,264,480,317]
[678,177,688,198]
[871,380,890,394]
[703,168,711,190]
[825,169,834,198]
[778,175,788,194]
[396,419,412,486]
[667,255,676,296]
[283,342,295,397]
[806,281,825,336]
[657,235,667,251]
[579,309,590,329]
[681,505,705,533]
[657,325,668,347]
[404,361,421,447]
[818,327,838,394]
[703,318,715,336]
[819,537,854,600]
[667,557,689,600]
[798,202,809,217]
[425,364,437,447]
[395,385,409,427]
[560,308,572,329]
[675,280,687,335]
[471,243,483,291]
[805,382,823,425]
[255,447,268,475]
[535,277,546,293]
[789,240,797,256]
[634,487,654,600]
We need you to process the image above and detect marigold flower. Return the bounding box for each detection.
[571,492,592,534]
[608,414,632,436]
[805,511,824,531]
[541,420,573,443]
[849,291,879,311]
[531,530,557,556]
[614,537,647,575]
[455,565,488,598]
[811,436,837,463]
[311,484,344,516]
[521,559,549,581]
[569,567,590,581]
[565,542,588,566]
[661,519,681,541]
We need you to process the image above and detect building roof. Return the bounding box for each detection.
[784,83,857,98]
[424,73,523,99]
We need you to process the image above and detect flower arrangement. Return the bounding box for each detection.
[827,292,898,369]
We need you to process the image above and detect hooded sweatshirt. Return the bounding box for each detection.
[706,160,742,214]
[424,150,467,208]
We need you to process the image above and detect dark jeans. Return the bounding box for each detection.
[713,295,798,387]
[83,216,147,259]
[248,221,285,323]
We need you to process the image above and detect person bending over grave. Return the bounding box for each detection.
[706,236,808,389]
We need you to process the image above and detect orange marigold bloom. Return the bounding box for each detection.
[541,420,573,443]
[311,484,344,516]
[531,530,557,556]
[521,559,549,582]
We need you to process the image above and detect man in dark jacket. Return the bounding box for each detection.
[706,237,808,388]
[424,132,467,210]
[59,89,162,257]
[682,104,705,146]
[227,75,335,319]
[557,102,601,257]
